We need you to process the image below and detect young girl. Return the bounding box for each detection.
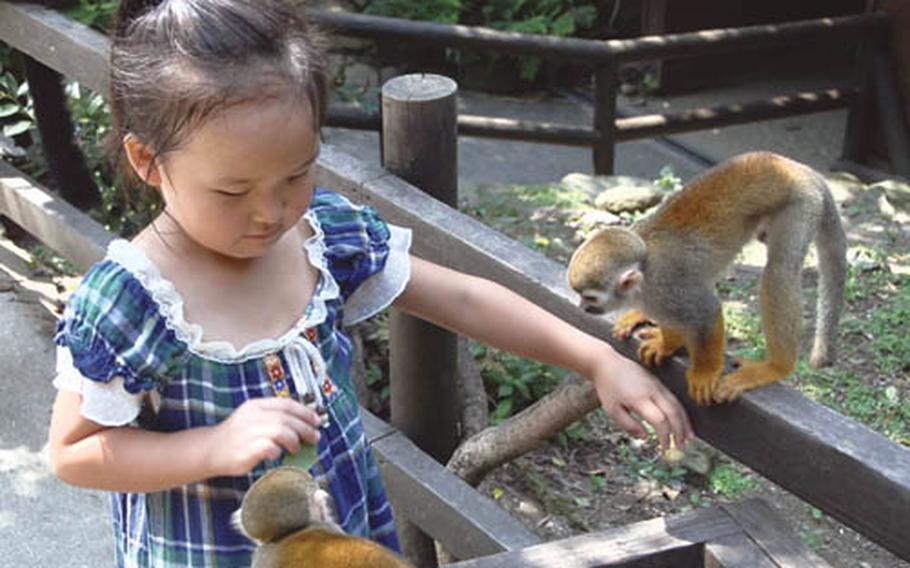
[47,1,693,566]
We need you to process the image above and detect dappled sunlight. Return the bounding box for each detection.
[0,234,71,319]
[0,444,53,499]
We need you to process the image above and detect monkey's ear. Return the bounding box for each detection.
[618,268,642,292]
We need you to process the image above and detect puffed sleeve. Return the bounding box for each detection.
[311,188,412,325]
[54,260,186,425]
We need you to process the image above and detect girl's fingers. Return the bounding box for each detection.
[651,392,694,448]
[606,404,646,440]
[634,399,671,450]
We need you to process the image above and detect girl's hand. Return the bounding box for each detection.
[206,398,323,477]
[590,352,694,452]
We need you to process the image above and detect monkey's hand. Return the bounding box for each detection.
[612,310,652,340]
[637,327,684,367]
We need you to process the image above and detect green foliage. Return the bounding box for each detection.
[361,0,462,24]
[799,365,909,445]
[28,244,77,276]
[472,343,568,424]
[62,0,119,32]
[0,72,35,140]
[708,464,759,499]
[653,165,682,192]
[863,275,910,376]
[63,81,160,237]
[353,0,600,82]
[618,443,687,486]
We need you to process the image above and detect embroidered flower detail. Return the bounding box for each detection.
[305,327,318,343]
[264,353,290,398]
[322,377,335,397]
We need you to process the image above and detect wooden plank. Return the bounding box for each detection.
[0,161,110,271]
[704,533,778,568]
[310,9,889,65]
[314,144,910,562]
[721,500,831,568]
[0,1,109,96]
[360,410,542,560]
[444,506,736,568]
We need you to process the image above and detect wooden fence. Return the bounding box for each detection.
[2,2,910,566]
[309,8,910,177]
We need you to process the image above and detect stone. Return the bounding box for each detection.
[870,179,910,211]
[560,173,664,214]
[594,184,664,214]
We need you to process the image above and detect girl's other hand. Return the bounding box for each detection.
[207,397,323,477]
[590,352,694,452]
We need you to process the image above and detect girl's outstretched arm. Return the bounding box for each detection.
[393,256,694,450]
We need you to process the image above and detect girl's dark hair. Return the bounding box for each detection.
[109,0,328,174]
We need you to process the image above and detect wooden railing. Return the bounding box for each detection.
[309,8,910,177]
[2,2,909,566]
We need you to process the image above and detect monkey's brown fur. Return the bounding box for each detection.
[236,467,413,568]
[568,152,846,405]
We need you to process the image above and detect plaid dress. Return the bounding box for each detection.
[53,188,411,568]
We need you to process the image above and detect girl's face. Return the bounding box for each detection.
[127,97,320,260]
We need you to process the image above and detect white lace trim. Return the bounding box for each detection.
[344,225,412,326]
[54,345,143,426]
[105,210,340,363]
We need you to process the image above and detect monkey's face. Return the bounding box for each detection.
[567,228,646,315]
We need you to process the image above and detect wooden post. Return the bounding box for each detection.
[842,37,876,164]
[381,73,460,567]
[593,60,618,175]
[871,49,910,176]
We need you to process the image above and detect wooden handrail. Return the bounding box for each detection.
[310,9,889,65]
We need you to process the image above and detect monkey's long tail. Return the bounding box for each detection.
[810,178,847,368]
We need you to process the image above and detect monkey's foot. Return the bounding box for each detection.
[687,370,721,406]
[612,310,652,341]
[713,361,789,403]
[637,328,682,367]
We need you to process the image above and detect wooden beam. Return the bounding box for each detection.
[0,1,109,96]
[314,144,910,562]
[444,506,735,568]
[360,410,542,560]
[310,9,889,65]
[704,533,778,568]
[0,161,110,271]
[719,499,830,568]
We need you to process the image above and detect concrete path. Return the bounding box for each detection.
[0,237,114,567]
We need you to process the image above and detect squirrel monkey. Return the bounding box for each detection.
[234,467,413,568]
[567,152,846,405]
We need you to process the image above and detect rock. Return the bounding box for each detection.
[869,180,910,212]
[594,185,664,214]
[561,173,664,214]
[823,172,865,204]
